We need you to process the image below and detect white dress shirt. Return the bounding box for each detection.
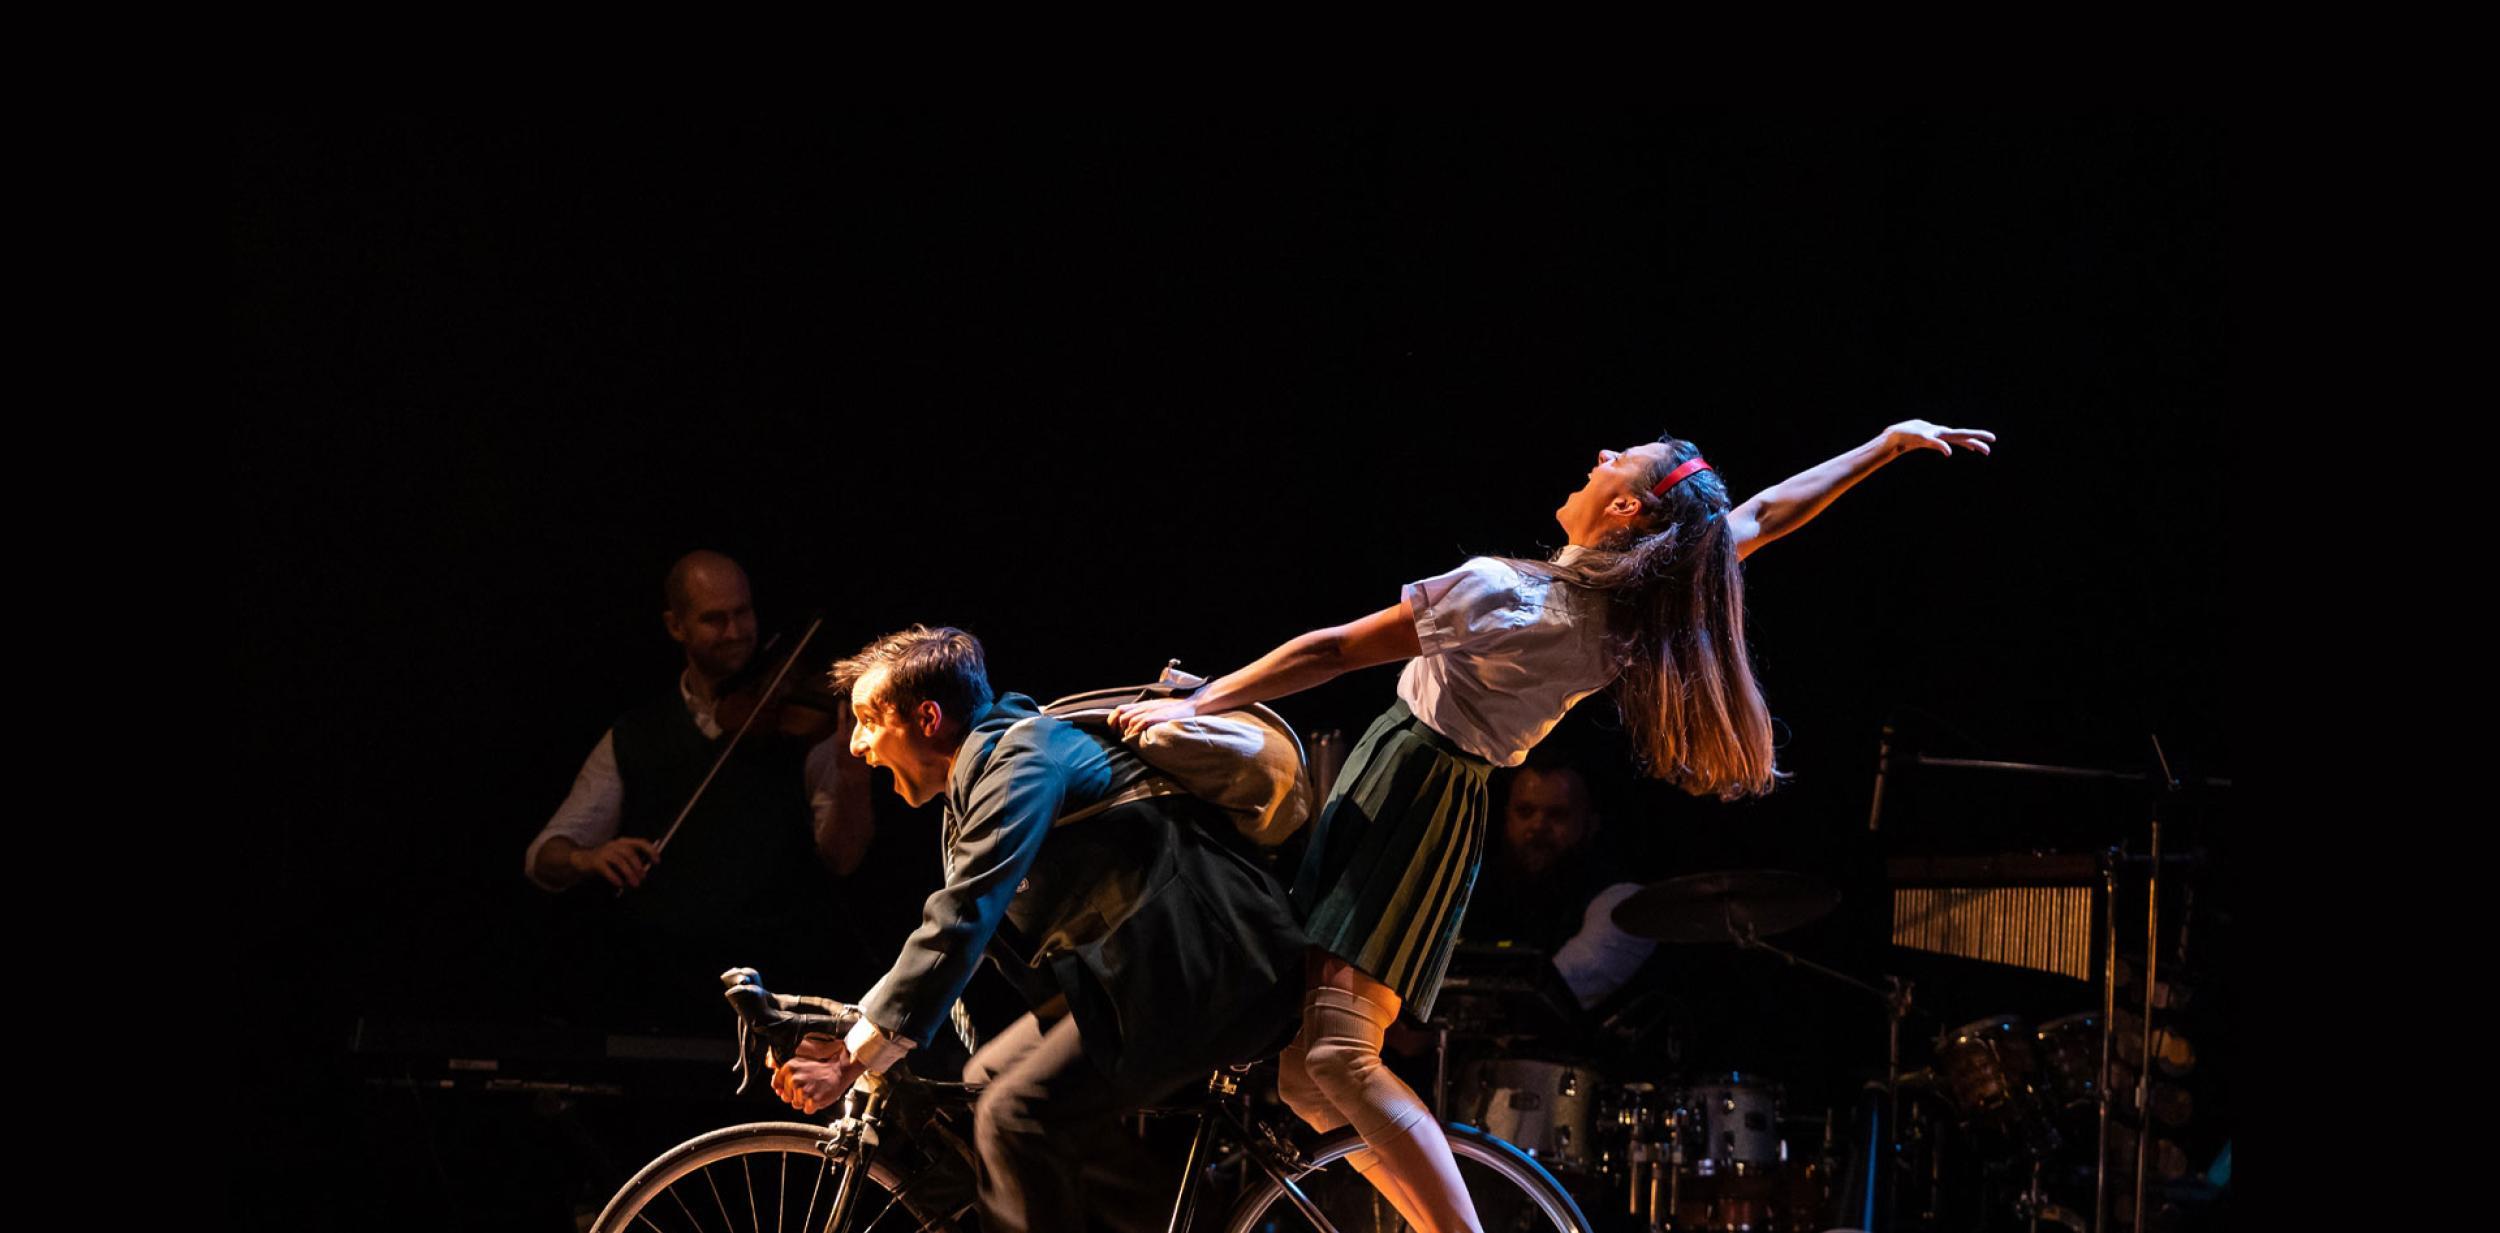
[524,671,850,889]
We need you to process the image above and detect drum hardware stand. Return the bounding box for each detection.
[1871,723,2226,1233]
[1631,1101,1690,1233]
[2130,735,2176,1233]
[1664,1117,1684,1233]
[2096,736,2195,1233]
[2016,1157,2089,1233]
[1722,918,1916,1233]
[2097,854,2118,1233]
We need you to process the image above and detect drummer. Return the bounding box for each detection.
[1458,753,1655,1010]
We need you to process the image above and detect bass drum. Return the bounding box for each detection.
[1667,1160,1832,1233]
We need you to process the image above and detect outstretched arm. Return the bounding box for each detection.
[1110,600,1421,738]
[1727,420,1995,560]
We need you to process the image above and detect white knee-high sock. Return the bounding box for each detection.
[1275,1019,1345,1134]
[1279,1017,1435,1229]
[1299,988,1483,1233]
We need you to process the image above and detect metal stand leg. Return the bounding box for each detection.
[2134,818,2162,1231]
[2095,860,2116,1233]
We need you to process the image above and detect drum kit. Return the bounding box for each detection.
[1433,871,1851,1233]
[1449,1058,1827,1233]
[1337,724,2229,1233]
[1432,870,2166,1233]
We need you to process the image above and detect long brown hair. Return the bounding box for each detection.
[1548,433,1779,800]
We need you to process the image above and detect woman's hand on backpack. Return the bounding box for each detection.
[1110,697,1199,740]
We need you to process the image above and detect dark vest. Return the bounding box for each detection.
[608,693,843,993]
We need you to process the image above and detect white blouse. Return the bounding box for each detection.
[1395,550,1623,766]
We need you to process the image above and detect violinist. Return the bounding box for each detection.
[523,549,876,1025]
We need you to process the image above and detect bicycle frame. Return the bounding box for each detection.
[808,1065,1362,1233]
[597,1070,1589,1233]
[1155,1068,1345,1233]
[699,970,1485,1233]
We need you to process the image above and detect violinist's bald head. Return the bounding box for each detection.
[665,550,749,617]
[663,551,757,683]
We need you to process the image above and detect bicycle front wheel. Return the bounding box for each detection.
[591,1121,963,1233]
[1222,1121,1592,1233]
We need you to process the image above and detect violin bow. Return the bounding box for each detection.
[645,613,828,863]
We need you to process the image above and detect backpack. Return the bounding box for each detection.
[1041,662,1314,848]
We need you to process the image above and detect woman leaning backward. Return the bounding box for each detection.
[1112,420,1995,1233]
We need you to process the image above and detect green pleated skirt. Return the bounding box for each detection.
[1290,701,1494,1022]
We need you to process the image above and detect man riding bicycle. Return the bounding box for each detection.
[773,625,1307,1233]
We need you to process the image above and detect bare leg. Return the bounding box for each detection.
[1295,950,1483,1233]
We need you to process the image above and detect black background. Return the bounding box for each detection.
[232,114,2224,1227]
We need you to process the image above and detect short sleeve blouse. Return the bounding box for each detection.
[1394,552,1622,766]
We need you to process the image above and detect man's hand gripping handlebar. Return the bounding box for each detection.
[719,967,864,1098]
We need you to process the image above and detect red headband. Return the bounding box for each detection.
[1652,456,1713,497]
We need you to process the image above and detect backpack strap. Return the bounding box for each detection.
[1050,776,1187,828]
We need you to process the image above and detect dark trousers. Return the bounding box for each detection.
[962,1011,1195,1233]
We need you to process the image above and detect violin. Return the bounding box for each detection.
[642,615,845,867]
[710,622,850,747]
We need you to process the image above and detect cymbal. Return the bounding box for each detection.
[1611,870,1840,943]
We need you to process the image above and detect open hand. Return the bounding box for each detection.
[1885,421,1995,457]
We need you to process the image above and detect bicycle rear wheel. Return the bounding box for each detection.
[1222,1121,1592,1233]
[591,1121,964,1233]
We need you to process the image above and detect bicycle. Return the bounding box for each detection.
[592,969,1593,1233]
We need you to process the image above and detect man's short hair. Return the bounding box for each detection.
[831,625,994,726]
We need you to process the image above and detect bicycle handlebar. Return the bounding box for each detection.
[720,967,862,1096]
